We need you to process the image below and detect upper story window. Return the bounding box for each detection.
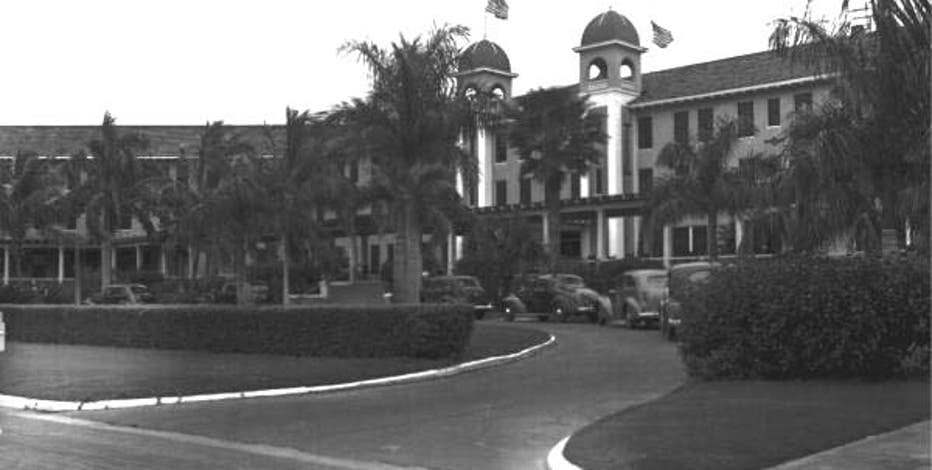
[639,168,654,193]
[767,98,781,126]
[737,101,755,137]
[495,180,507,206]
[118,210,133,230]
[637,116,653,149]
[594,168,604,195]
[698,107,714,142]
[495,133,508,163]
[794,92,813,112]
[570,174,581,199]
[519,178,531,205]
[348,159,359,183]
[673,111,690,144]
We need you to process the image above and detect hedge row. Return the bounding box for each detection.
[2,304,474,359]
[679,255,930,379]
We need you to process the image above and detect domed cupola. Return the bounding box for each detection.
[580,10,640,48]
[456,39,518,99]
[573,9,646,95]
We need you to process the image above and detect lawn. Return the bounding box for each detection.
[563,379,930,470]
[0,322,549,402]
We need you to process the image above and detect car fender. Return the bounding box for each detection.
[623,297,642,314]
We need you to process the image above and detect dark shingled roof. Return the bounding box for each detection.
[634,48,825,106]
[580,10,640,47]
[459,39,512,73]
[0,125,285,156]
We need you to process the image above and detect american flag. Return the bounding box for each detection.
[486,0,508,20]
[651,21,673,48]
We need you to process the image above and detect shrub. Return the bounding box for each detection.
[2,304,474,359]
[679,255,930,379]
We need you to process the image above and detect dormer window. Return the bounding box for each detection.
[587,58,608,80]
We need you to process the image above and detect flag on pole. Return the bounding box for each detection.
[486,0,508,20]
[651,21,674,48]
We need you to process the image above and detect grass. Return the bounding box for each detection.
[0,322,549,402]
[562,379,930,470]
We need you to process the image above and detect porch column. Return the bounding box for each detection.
[111,247,117,269]
[735,217,744,253]
[186,245,194,279]
[455,235,463,262]
[541,213,550,248]
[446,233,455,275]
[476,128,492,208]
[688,226,695,254]
[596,209,605,260]
[633,216,641,257]
[608,217,626,259]
[159,245,167,275]
[135,245,142,271]
[662,224,672,268]
[580,174,590,198]
[3,247,9,285]
[58,245,65,284]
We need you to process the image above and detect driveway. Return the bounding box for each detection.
[1,322,685,469]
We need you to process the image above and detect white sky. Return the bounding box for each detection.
[0,0,843,125]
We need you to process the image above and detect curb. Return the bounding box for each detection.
[0,333,556,413]
[546,436,583,470]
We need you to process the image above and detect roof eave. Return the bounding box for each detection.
[454,67,519,79]
[573,40,647,54]
[629,74,835,110]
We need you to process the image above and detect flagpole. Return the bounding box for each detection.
[483,10,488,38]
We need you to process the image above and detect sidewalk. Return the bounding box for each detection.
[768,420,930,470]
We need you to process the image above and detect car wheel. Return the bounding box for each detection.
[474,310,486,320]
[551,303,568,323]
[504,308,516,322]
[624,306,637,329]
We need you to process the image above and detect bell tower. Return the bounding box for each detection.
[573,9,646,259]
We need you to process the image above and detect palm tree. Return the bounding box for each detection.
[770,0,930,253]
[336,25,477,303]
[80,112,152,288]
[0,151,65,284]
[645,117,747,260]
[506,86,606,269]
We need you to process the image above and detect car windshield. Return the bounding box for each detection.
[646,275,668,289]
[131,286,148,294]
[105,287,124,296]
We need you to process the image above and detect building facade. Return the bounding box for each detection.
[0,8,833,287]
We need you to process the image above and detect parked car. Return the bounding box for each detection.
[605,269,668,328]
[88,284,155,305]
[502,273,610,323]
[213,282,270,304]
[659,262,719,340]
[421,275,493,319]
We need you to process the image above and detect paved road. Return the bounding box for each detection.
[0,322,685,469]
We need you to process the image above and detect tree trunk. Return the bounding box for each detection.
[392,201,422,303]
[545,175,563,272]
[101,235,112,290]
[707,209,719,260]
[281,234,290,306]
[879,189,901,256]
[73,241,82,305]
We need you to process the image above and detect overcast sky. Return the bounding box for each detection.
[0,0,844,125]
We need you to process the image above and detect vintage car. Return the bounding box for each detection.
[88,284,156,305]
[502,273,610,323]
[213,282,271,304]
[659,262,719,340]
[421,275,493,319]
[606,269,668,328]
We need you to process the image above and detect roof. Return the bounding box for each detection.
[459,39,512,73]
[0,125,285,156]
[580,10,640,47]
[633,48,825,107]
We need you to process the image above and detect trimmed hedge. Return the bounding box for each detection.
[2,304,474,359]
[679,255,930,379]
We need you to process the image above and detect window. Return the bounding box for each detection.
[638,168,653,193]
[348,160,359,183]
[570,174,581,199]
[794,92,813,112]
[737,101,755,137]
[698,108,713,141]
[673,111,689,144]
[672,227,690,256]
[520,178,531,205]
[118,210,133,230]
[637,117,653,149]
[494,133,508,163]
[594,168,604,195]
[767,98,781,126]
[692,226,708,255]
[495,180,507,206]
[369,244,381,274]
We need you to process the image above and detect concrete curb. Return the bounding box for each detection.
[546,436,583,470]
[0,333,556,413]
